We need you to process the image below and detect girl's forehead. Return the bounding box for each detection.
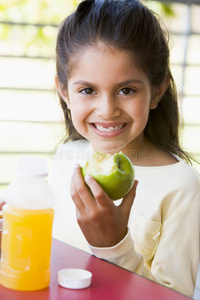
[80,43,131,59]
[70,43,141,74]
[67,44,151,89]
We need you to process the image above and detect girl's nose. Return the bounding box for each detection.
[96,96,121,119]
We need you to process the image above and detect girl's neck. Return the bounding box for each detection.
[127,138,178,167]
[91,137,178,167]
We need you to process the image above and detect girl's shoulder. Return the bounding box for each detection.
[135,157,200,193]
[171,156,200,185]
[56,139,90,151]
[135,159,200,212]
[54,139,91,162]
[50,140,91,185]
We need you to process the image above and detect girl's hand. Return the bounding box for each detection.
[0,201,5,219]
[70,164,138,248]
[0,202,5,210]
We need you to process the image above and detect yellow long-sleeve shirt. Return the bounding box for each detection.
[50,140,200,298]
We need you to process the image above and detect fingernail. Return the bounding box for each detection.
[84,174,93,183]
[74,164,80,169]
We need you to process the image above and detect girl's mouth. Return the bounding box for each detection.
[91,123,127,137]
[94,123,126,132]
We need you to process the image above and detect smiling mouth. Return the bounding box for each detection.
[93,123,126,132]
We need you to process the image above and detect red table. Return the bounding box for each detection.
[0,238,191,300]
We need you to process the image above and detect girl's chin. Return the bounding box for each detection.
[91,141,127,154]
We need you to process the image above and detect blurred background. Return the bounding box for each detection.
[0,0,200,191]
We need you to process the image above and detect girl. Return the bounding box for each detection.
[50,0,200,298]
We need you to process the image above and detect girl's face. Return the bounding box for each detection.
[61,45,160,155]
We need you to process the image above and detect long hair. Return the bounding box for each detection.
[56,0,192,162]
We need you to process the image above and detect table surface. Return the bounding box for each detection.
[0,238,191,300]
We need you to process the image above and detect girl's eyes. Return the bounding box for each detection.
[118,87,135,95]
[79,88,95,95]
[79,87,136,95]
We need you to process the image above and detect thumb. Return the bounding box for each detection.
[120,180,138,215]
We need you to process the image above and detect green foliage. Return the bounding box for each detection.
[0,0,81,23]
[161,3,175,17]
[144,0,175,17]
[0,0,81,57]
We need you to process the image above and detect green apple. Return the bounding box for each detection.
[82,152,135,200]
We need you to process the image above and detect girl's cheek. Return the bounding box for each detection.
[132,102,150,118]
[71,109,88,130]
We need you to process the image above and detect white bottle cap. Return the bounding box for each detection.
[5,156,55,209]
[16,156,48,178]
[58,269,92,289]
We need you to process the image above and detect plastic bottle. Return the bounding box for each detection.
[0,156,55,291]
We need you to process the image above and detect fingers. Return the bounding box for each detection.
[84,174,111,208]
[0,201,5,210]
[70,165,91,212]
[71,164,112,211]
[70,165,138,248]
[71,164,137,216]
[70,165,101,211]
[70,169,85,213]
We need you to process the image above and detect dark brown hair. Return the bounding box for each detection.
[56,0,192,162]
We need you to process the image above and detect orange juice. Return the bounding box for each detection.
[0,204,54,291]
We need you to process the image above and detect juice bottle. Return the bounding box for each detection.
[0,156,55,291]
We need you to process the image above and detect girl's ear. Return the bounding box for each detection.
[150,76,170,109]
[55,76,70,109]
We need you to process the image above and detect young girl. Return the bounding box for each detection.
[50,0,200,298]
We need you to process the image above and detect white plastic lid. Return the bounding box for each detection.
[58,268,92,289]
[16,156,48,178]
[4,156,55,209]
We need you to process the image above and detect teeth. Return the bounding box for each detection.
[95,124,124,132]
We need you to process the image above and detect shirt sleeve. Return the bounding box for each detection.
[89,202,200,298]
